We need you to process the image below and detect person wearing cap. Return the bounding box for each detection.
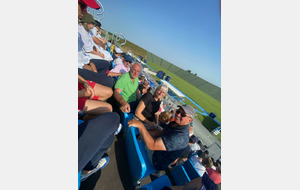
[112,47,123,61]
[114,52,126,66]
[78,0,120,182]
[114,62,142,113]
[78,5,113,88]
[79,13,112,61]
[106,54,133,77]
[128,104,195,171]
[90,20,106,50]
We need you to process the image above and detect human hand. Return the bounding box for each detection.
[83,82,95,99]
[128,119,143,129]
[120,102,130,113]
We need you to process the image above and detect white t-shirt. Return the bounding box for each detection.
[189,143,201,152]
[78,24,94,52]
[88,27,112,61]
[78,32,90,69]
[190,155,206,176]
[114,57,123,65]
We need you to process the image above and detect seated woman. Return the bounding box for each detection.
[134,84,168,129]
[106,54,133,77]
[138,79,150,98]
[78,75,113,121]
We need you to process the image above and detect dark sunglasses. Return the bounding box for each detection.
[125,60,132,64]
[176,109,189,118]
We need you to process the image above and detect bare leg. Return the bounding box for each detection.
[78,83,113,101]
[82,99,112,115]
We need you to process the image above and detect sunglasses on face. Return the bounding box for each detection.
[176,109,189,118]
[125,60,132,64]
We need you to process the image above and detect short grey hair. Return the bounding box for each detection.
[130,62,142,70]
[155,84,168,94]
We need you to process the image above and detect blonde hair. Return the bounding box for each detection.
[159,111,172,123]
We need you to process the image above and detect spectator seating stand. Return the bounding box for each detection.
[139,174,172,190]
[125,126,157,188]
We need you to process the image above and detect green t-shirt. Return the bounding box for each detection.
[115,72,139,103]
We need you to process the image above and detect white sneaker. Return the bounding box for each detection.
[114,123,123,135]
[81,156,109,181]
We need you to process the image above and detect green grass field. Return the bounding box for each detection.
[146,61,221,140]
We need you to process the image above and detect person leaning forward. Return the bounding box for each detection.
[128,104,195,171]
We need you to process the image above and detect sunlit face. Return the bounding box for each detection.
[129,64,141,79]
[174,107,193,125]
[87,23,95,29]
[155,88,167,100]
[124,60,132,68]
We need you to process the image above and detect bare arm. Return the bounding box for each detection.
[92,36,105,49]
[114,88,130,113]
[78,75,94,99]
[154,111,159,124]
[107,72,122,77]
[90,48,105,58]
[134,100,154,127]
[128,119,166,151]
[148,129,163,138]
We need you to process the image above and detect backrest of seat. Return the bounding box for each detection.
[125,126,147,186]
[183,159,201,180]
[140,175,172,190]
[171,165,191,186]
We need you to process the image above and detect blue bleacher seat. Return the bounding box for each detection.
[183,159,201,180]
[125,126,156,187]
[78,171,81,189]
[170,165,191,186]
[139,175,172,190]
[120,112,134,138]
[78,120,84,189]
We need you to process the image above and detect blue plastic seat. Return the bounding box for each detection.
[120,112,134,138]
[78,171,81,189]
[183,159,201,180]
[170,165,191,186]
[139,175,172,190]
[125,126,156,187]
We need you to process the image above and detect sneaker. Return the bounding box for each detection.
[114,123,123,135]
[81,156,109,181]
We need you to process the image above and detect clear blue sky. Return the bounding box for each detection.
[96,0,221,87]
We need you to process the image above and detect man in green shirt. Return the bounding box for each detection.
[114,62,142,113]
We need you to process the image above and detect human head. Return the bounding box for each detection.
[94,20,101,28]
[78,0,100,20]
[124,54,134,68]
[129,62,142,79]
[80,13,95,30]
[139,75,145,82]
[175,105,195,126]
[204,150,210,156]
[114,47,123,57]
[159,111,172,123]
[163,103,166,108]
[170,110,174,115]
[201,157,213,169]
[154,84,168,100]
[142,80,149,87]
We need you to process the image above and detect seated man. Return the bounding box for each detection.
[91,20,107,50]
[114,62,142,113]
[128,104,195,171]
[79,13,112,61]
[106,54,134,77]
[138,79,150,97]
[112,47,123,61]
